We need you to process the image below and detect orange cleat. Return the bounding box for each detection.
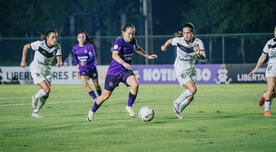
[264,111,271,117]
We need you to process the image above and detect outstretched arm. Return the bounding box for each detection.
[248,53,267,76]
[135,47,157,59]
[20,44,31,68]
[161,39,172,51]
[56,56,62,67]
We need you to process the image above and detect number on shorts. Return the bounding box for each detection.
[180,73,187,79]
[267,65,272,71]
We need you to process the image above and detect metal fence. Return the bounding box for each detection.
[0,33,273,66]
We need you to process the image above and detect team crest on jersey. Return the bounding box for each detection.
[114,45,118,49]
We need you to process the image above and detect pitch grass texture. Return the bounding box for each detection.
[0,84,276,152]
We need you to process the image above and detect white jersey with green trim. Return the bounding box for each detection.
[263,38,276,64]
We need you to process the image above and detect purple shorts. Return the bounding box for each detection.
[104,70,134,91]
[79,67,98,80]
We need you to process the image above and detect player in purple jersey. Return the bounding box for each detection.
[72,31,102,103]
[87,24,157,121]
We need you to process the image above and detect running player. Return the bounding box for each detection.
[87,24,157,121]
[249,25,276,117]
[161,23,206,119]
[20,29,62,118]
[72,31,102,103]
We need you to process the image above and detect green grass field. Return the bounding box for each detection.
[1,84,276,152]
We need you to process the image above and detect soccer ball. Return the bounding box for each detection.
[139,106,154,122]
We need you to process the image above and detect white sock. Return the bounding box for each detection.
[179,99,191,113]
[265,100,271,112]
[175,90,192,104]
[33,98,46,113]
[34,89,47,99]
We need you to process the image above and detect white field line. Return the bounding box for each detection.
[0,97,171,107]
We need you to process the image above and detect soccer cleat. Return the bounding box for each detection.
[259,92,266,106]
[172,101,183,119]
[264,111,271,117]
[87,109,94,121]
[32,112,43,118]
[172,101,180,114]
[174,113,184,119]
[32,96,38,109]
[125,105,135,118]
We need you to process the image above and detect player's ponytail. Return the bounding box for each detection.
[173,31,183,37]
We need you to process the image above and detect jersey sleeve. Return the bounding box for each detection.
[56,44,62,56]
[133,38,139,49]
[112,39,123,52]
[90,44,96,57]
[86,44,96,64]
[171,38,178,46]
[198,39,205,51]
[72,49,80,65]
[30,40,40,51]
[262,41,269,54]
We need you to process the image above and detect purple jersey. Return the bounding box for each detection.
[107,37,138,75]
[72,43,96,71]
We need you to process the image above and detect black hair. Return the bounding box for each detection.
[183,22,195,32]
[122,23,135,32]
[77,31,95,45]
[41,29,58,40]
[173,22,195,37]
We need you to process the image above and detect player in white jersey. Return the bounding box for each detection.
[249,26,276,117]
[20,29,62,118]
[161,23,206,119]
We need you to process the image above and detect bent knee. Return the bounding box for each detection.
[44,88,51,94]
[130,83,139,89]
[190,88,197,94]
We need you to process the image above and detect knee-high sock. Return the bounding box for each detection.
[179,99,191,113]
[34,89,47,99]
[91,103,101,112]
[89,91,97,100]
[265,100,272,112]
[96,89,102,96]
[175,90,192,104]
[33,97,47,113]
[128,92,137,107]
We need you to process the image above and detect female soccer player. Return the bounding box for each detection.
[87,24,157,121]
[249,26,276,117]
[20,29,62,118]
[72,31,102,103]
[161,23,206,119]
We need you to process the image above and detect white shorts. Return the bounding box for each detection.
[30,64,52,84]
[176,68,197,86]
[266,63,276,78]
